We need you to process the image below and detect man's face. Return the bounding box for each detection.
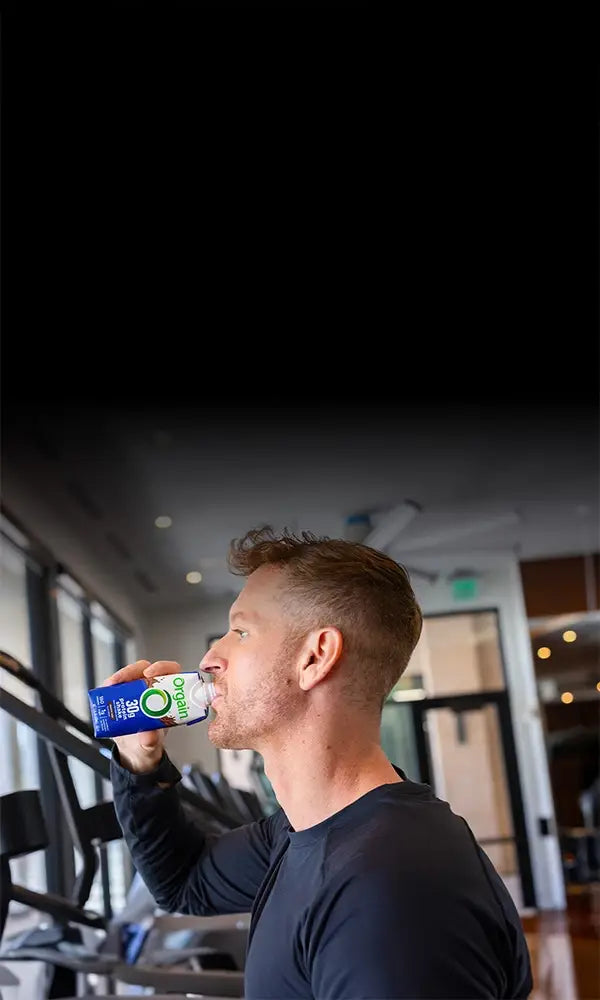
[198,565,303,751]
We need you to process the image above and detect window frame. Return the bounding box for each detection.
[1,505,134,910]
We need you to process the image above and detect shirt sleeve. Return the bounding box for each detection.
[111,746,281,916]
[307,868,517,1000]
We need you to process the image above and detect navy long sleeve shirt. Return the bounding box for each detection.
[111,750,533,999]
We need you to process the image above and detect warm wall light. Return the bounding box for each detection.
[186,571,203,584]
[562,630,577,642]
[155,516,173,529]
[596,682,600,693]
[561,692,574,704]
[537,647,552,659]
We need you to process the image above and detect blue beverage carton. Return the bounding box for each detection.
[88,671,216,738]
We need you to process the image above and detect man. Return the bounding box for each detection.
[108,527,533,999]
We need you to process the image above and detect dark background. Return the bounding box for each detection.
[2,19,597,432]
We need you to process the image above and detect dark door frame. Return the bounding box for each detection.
[409,688,536,909]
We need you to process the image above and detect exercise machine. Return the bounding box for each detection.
[0,653,251,997]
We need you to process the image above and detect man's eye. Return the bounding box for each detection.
[233,629,249,639]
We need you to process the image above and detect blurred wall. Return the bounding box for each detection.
[520,554,600,617]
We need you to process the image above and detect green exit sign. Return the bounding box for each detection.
[451,576,478,600]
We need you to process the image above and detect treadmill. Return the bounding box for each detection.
[0,651,249,998]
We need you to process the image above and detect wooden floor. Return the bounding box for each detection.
[521,884,600,999]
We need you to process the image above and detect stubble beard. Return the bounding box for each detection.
[207,639,300,750]
[207,683,290,751]
[207,709,252,750]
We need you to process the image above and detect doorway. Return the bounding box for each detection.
[382,691,535,909]
[380,608,536,910]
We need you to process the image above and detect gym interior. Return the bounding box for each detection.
[0,398,598,1000]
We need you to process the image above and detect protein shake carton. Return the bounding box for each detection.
[88,671,216,738]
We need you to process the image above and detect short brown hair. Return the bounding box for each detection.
[228,526,423,709]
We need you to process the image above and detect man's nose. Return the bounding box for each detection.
[199,652,227,675]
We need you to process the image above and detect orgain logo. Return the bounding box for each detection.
[140,687,173,718]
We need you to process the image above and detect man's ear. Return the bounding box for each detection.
[298,627,343,692]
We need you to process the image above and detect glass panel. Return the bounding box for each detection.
[531,610,599,886]
[57,591,137,914]
[531,611,599,704]
[91,611,133,912]
[249,753,279,815]
[104,839,132,914]
[0,539,46,895]
[55,587,106,909]
[380,702,420,782]
[401,611,506,698]
[56,588,91,724]
[56,589,97,807]
[424,703,522,909]
[92,614,117,684]
[125,636,137,666]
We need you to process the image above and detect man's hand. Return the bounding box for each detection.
[104,659,183,774]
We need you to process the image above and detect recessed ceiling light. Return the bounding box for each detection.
[561,691,574,704]
[536,646,551,659]
[155,516,172,529]
[186,571,203,584]
[562,630,577,642]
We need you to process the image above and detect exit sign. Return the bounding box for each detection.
[451,576,479,600]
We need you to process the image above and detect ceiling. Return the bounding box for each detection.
[2,394,598,613]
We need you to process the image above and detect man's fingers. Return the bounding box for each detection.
[104,660,184,687]
[104,660,151,686]
[143,660,183,678]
